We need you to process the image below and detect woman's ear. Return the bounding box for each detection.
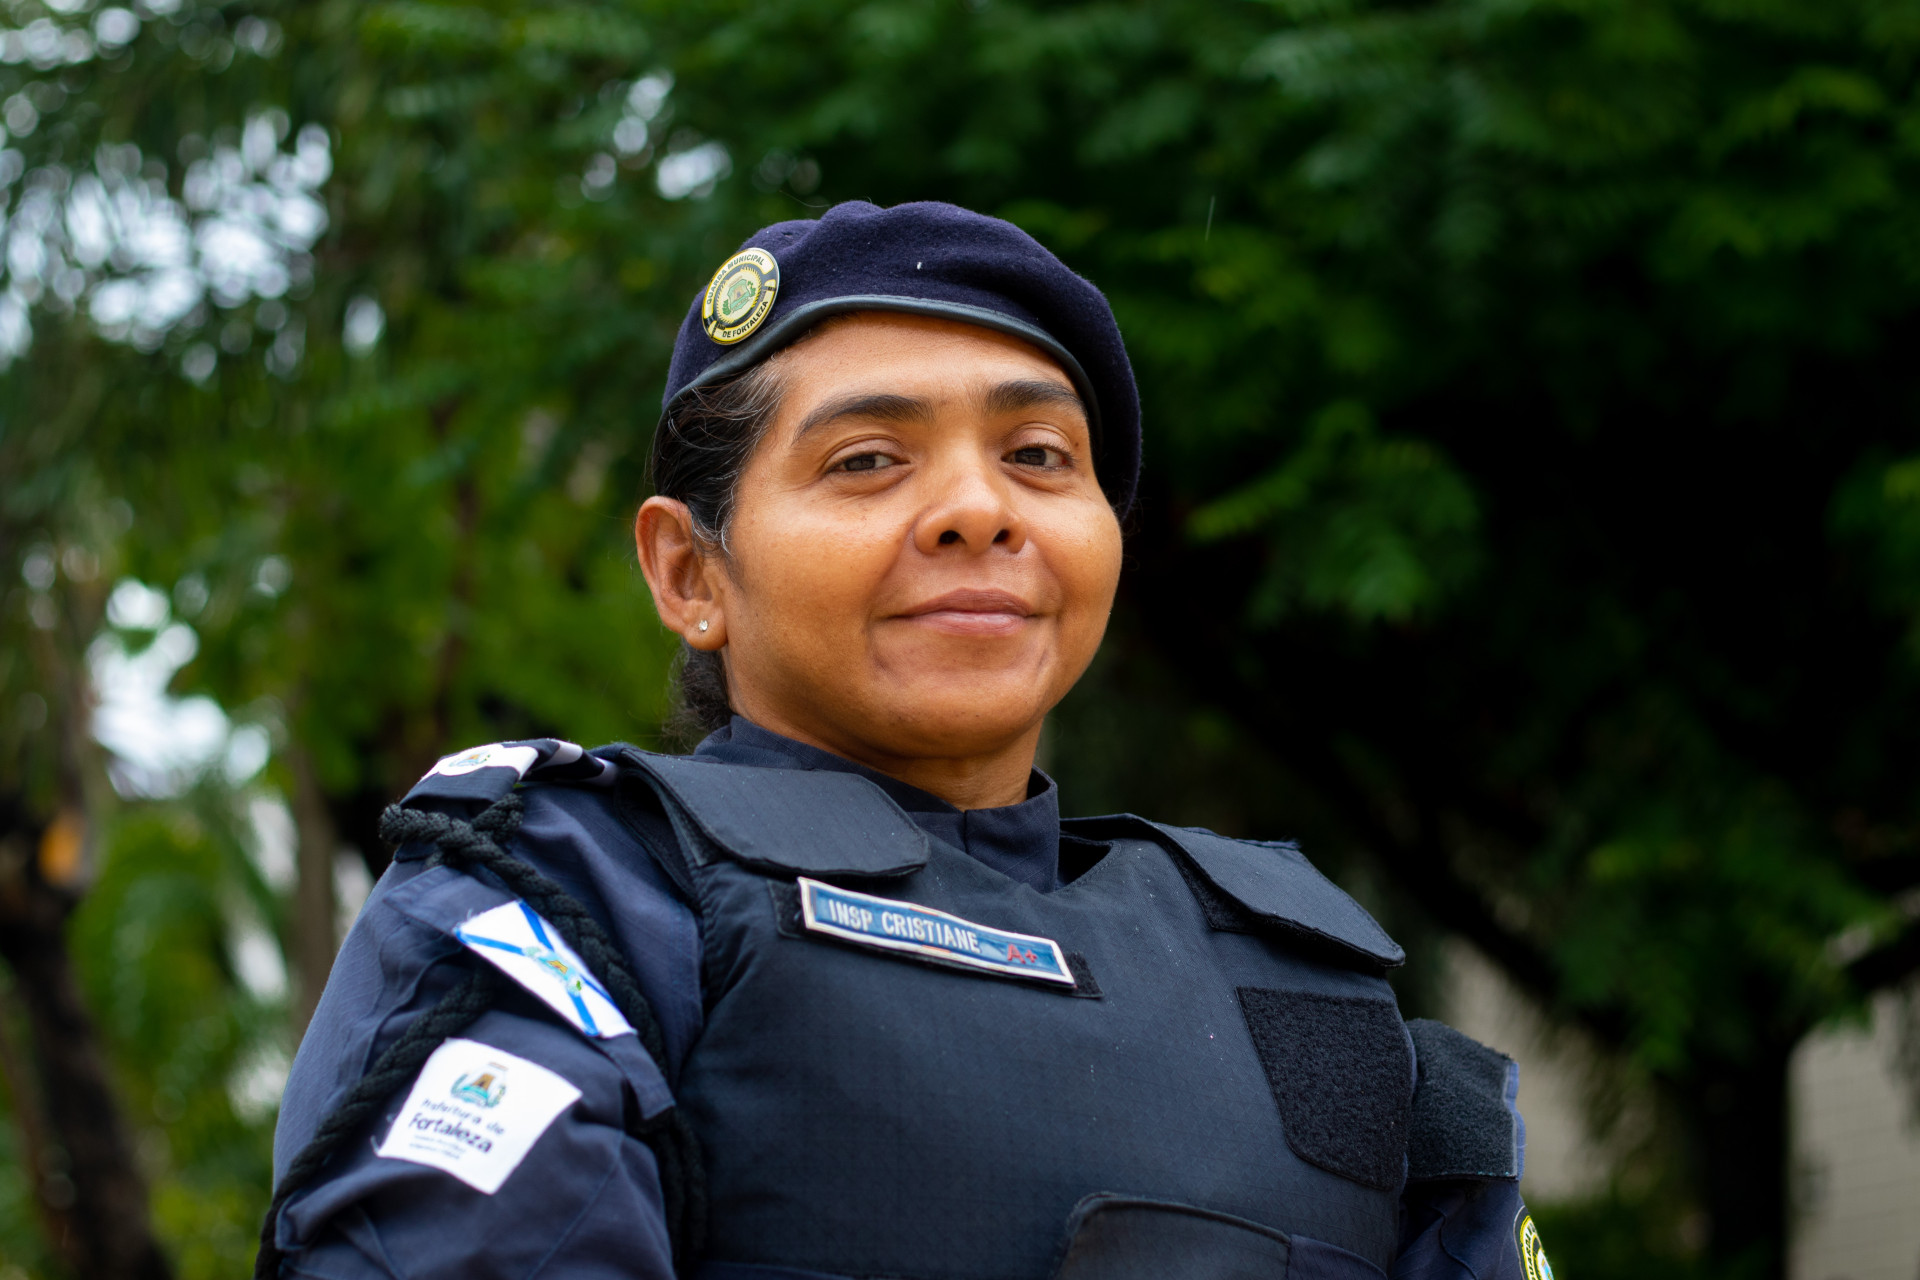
[635,497,728,650]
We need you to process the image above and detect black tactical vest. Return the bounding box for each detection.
[625,752,1417,1280]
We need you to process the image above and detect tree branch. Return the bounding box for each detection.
[288,744,339,1041]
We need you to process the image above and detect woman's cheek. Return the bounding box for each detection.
[1057,510,1124,603]
[763,522,889,625]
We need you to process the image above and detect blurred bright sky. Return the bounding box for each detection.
[92,576,269,797]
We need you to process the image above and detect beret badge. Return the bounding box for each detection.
[701,248,780,345]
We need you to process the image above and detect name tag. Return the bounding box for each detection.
[798,876,1075,987]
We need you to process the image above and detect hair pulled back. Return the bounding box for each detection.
[649,361,785,746]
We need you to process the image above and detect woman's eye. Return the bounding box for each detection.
[1010,445,1066,468]
[836,452,897,473]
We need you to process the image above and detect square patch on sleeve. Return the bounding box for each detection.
[375,1038,581,1194]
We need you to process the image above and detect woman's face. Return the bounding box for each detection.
[641,313,1124,778]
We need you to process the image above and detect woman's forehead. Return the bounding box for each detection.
[773,312,1079,401]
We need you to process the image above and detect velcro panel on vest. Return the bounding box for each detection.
[1405,1019,1520,1181]
[628,752,929,878]
[1142,822,1404,970]
[1237,989,1413,1191]
[1052,1194,1290,1280]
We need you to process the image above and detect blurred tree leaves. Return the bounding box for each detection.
[1188,399,1481,624]
[67,802,280,1276]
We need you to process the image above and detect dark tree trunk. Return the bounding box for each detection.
[334,780,399,882]
[0,831,172,1280]
[289,747,339,1040]
[1685,1046,1792,1280]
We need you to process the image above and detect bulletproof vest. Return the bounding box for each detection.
[625,751,1416,1280]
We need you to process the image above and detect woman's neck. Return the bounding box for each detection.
[731,708,1040,810]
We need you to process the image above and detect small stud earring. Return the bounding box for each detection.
[698,619,709,633]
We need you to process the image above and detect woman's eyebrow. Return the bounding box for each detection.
[792,379,1084,438]
[793,392,933,438]
[981,378,1085,419]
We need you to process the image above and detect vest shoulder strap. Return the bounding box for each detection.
[621,750,929,879]
[1061,815,1405,971]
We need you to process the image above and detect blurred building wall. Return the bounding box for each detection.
[1441,941,1614,1205]
[1442,943,1920,1279]
[1789,991,1920,1280]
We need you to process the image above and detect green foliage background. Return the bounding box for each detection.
[2,0,1920,1275]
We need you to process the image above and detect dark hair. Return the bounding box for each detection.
[650,360,786,746]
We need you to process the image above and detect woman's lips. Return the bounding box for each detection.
[892,589,1035,637]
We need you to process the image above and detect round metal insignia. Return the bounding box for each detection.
[1516,1213,1555,1280]
[701,247,780,345]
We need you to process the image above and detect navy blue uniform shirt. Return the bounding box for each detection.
[271,720,1534,1279]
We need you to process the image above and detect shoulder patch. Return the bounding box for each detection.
[1516,1211,1556,1280]
[375,1037,580,1194]
[1406,1018,1520,1181]
[455,901,635,1040]
[402,739,617,810]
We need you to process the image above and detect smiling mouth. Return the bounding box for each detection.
[894,589,1035,635]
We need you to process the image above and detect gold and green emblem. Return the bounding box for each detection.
[1516,1213,1555,1280]
[701,247,780,345]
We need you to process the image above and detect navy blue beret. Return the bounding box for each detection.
[658,200,1141,514]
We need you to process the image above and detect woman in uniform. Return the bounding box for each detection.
[262,201,1551,1280]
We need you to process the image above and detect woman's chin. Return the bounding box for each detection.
[858,681,1055,756]
[843,643,1076,750]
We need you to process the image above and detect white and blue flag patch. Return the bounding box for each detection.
[797,877,1075,987]
[455,901,635,1039]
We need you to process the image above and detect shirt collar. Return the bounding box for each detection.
[693,716,1062,891]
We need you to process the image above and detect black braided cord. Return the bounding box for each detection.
[253,795,707,1278]
[400,798,672,1067]
[252,967,499,1279]
[387,797,708,1264]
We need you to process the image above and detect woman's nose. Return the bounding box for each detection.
[914,455,1027,555]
